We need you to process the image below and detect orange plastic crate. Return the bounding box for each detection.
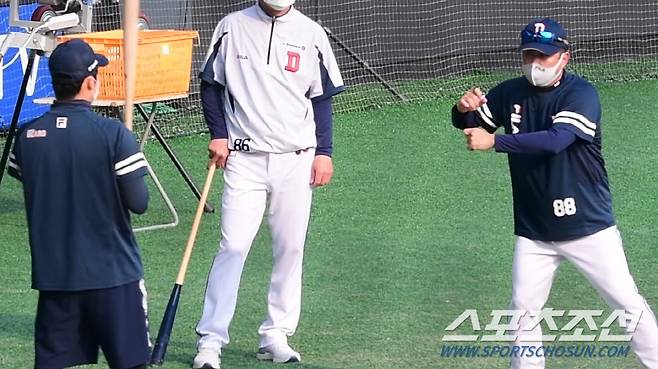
[58,30,199,101]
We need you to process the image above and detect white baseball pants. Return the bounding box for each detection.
[196,149,315,351]
[510,226,658,369]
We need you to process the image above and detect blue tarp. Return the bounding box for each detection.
[1,3,53,129]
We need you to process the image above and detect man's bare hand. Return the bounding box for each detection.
[457,87,488,113]
[208,138,229,169]
[464,128,495,151]
[310,155,333,187]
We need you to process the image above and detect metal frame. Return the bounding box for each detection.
[1,0,94,61]
[34,95,215,231]
[0,49,36,187]
[132,102,179,232]
[136,103,214,214]
[0,31,57,57]
[33,97,185,233]
[3,0,209,231]
[8,0,94,33]
[134,165,180,233]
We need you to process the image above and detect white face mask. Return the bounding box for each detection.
[262,0,295,11]
[522,53,565,87]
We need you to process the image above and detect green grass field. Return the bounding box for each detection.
[1,79,657,369]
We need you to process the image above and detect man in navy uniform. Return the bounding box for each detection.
[7,39,151,369]
[452,18,658,369]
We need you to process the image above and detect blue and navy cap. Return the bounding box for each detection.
[519,18,570,55]
[49,39,109,81]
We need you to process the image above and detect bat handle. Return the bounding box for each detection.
[150,284,182,365]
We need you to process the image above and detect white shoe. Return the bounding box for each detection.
[256,343,301,363]
[193,348,221,369]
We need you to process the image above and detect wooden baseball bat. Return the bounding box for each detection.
[123,0,139,131]
[150,163,217,365]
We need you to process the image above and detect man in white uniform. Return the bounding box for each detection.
[193,0,344,368]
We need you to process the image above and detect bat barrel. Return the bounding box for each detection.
[150,283,182,365]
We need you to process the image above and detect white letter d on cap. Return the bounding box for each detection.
[534,23,546,33]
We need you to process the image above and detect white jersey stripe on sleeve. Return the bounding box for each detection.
[481,102,495,120]
[8,153,20,171]
[115,152,145,171]
[116,160,148,176]
[8,161,21,172]
[555,111,597,130]
[553,117,596,137]
[476,106,497,128]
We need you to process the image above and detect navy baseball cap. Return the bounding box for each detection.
[519,18,570,55]
[49,39,109,81]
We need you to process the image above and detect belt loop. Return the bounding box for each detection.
[295,148,310,155]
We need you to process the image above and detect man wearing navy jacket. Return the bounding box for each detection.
[452,18,658,369]
[8,39,150,369]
